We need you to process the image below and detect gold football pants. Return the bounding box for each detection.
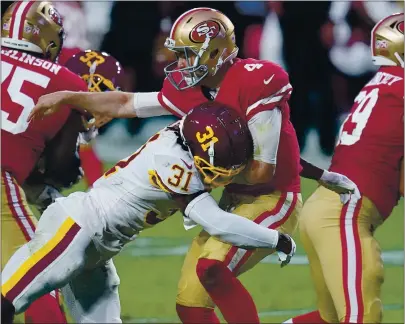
[176,190,302,308]
[1,171,66,323]
[1,171,38,269]
[300,186,384,323]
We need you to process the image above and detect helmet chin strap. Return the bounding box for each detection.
[208,141,215,165]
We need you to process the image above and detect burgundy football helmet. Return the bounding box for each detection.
[181,102,252,187]
[65,49,125,128]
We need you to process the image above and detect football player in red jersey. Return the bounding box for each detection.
[283,12,404,324]
[1,1,89,323]
[28,8,359,323]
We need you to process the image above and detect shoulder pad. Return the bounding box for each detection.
[150,153,204,195]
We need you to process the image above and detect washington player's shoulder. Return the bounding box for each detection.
[148,129,205,195]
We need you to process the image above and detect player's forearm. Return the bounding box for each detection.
[239,160,275,184]
[185,193,279,249]
[61,91,137,118]
[299,158,325,180]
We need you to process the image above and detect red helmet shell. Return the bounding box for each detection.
[182,102,252,170]
[65,49,125,92]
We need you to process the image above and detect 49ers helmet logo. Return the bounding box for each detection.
[48,7,63,26]
[397,21,404,34]
[190,20,220,43]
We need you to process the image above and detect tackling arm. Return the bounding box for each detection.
[182,192,278,249]
[176,192,296,266]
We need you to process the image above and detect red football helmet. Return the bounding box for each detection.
[181,102,252,187]
[65,50,125,128]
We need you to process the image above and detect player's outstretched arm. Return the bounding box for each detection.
[29,91,137,121]
[300,158,361,203]
[29,91,170,122]
[181,192,296,267]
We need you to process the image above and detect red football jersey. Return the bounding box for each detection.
[158,58,302,194]
[330,66,404,218]
[1,49,88,185]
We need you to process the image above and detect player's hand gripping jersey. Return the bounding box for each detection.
[330,66,404,218]
[1,49,88,185]
[158,58,301,194]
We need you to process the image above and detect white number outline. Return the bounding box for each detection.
[1,61,50,134]
[337,88,380,146]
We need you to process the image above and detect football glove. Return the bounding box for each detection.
[275,233,296,268]
[319,170,361,204]
[24,184,63,213]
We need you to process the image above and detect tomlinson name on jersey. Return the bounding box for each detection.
[1,49,62,75]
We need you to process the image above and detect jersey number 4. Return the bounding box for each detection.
[337,88,379,146]
[1,61,51,135]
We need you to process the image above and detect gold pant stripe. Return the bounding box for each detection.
[2,171,36,240]
[2,217,77,297]
[340,195,364,323]
[225,192,298,272]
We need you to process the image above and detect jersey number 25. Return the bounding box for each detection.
[2,61,50,135]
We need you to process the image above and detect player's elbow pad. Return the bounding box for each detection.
[185,192,279,249]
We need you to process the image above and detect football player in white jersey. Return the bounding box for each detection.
[1,103,297,324]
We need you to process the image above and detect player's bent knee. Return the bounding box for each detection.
[196,258,224,289]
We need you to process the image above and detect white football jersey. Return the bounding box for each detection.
[55,124,205,257]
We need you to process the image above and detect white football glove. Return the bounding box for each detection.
[276,233,296,268]
[319,170,361,204]
[77,127,98,145]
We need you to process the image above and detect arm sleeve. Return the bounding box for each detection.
[184,192,279,249]
[299,158,324,180]
[248,109,282,164]
[133,92,171,118]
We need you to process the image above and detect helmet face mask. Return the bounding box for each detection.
[164,45,209,90]
[65,50,125,129]
[371,13,404,68]
[163,8,239,91]
[194,155,245,188]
